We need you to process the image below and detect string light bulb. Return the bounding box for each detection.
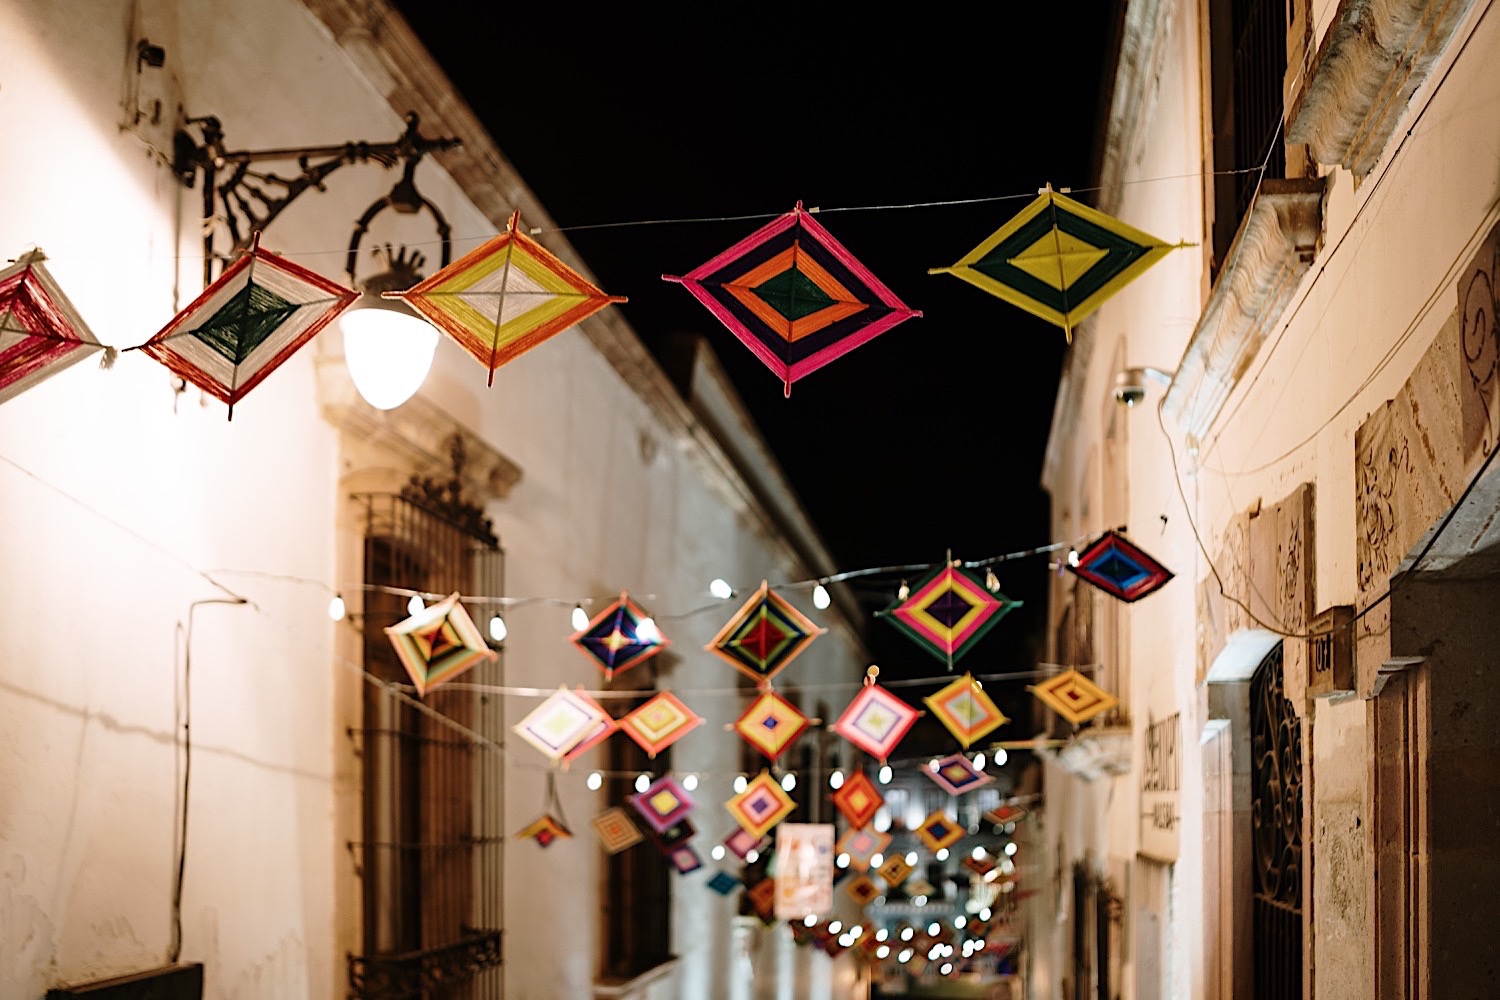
[936,848,949,861]
[488,614,507,642]
[712,845,726,861]
[327,594,346,622]
[995,748,1008,766]
[878,764,893,784]
[803,914,817,927]
[637,616,661,643]
[781,772,796,792]
[1004,841,1017,856]
[812,582,831,609]
[733,774,748,794]
[634,773,650,793]
[829,769,844,790]
[571,604,589,632]
[985,568,1000,592]
[745,849,759,863]
[828,921,841,935]
[682,773,698,791]
[897,580,910,601]
[905,851,918,866]
[586,771,602,791]
[870,853,884,868]
[407,594,425,616]
[973,752,986,770]
[709,578,733,600]
[1067,549,1081,568]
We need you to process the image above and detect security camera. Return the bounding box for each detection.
[1112,366,1174,408]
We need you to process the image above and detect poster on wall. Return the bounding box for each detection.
[1140,712,1181,861]
[774,823,835,920]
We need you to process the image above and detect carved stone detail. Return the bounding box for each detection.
[1249,484,1316,710]
[1286,0,1478,177]
[1458,221,1500,463]
[1163,179,1328,438]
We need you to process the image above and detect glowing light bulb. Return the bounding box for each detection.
[929,758,940,772]
[980,907,992,921]
[900,927,914,941]
[1068,549,1081,567]
[936,848,949,861]
[682,773,698,791]
[940,963,953,975]
[812,583,831,609]
[586,771,603,791]
[634,773,649,793]
[488,614,507,642]
[905,851,918,866]
[928,922,940,936]
[709,578,733,600]
[876,945,890,959]
[850,925,862,937]
[898,949,912,963]
[875,928,888,942]
[829,770,844,790]
[781,773,796,792]
[733,775,748,794]
[870,853,884,868]
[1004,842,1017,856]
[897,580,910,601]
[873,808,892,832]
[828,921,841,935]
[636,617,661,643]
[803,914,817,927]
[995,748,1008,766]
[571,604,589,631]
[973,752,986,770]
[878,765,893,784]
[327,595,346,622]
[954,915,967,929]
[973,846,988,860]
[712,845,726,860]
[746,849,759,864]
[836,853,850,869]
[407,594,425,616]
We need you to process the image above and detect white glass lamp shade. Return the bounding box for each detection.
[341,294,439,410]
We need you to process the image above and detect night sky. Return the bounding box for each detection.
[394,6,1115,751]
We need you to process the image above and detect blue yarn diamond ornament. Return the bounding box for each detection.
[1068,529,1173,603]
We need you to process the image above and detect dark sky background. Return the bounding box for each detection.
[394,7,1116,754]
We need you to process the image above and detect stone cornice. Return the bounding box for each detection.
[1163,178,1328,438]
[1095,0,1174,215]
[1286,0,1477,177]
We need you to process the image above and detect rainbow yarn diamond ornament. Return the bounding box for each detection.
[879,563,1019,668]
[835,827,891,872]
[629,774,696,835]
[385,593,498,696]
[707,581,826,685]
[726,771,796,839]
[1067,529,1174,602]
[393,210,626,384]
[915,810,965,853]
[830,769,884,830]
[923,673,1008,748]
[570,591,669,681]
[831,668,919,765]
[924,753,993,795]
[664,201,921,396]
[1030,668,1119,725]
[513,685,610,763]
[591,807,644,854]
[733,688,809,762]
[619,692,704,758]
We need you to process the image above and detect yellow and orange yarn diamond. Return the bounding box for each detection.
[1030,668,1119,725]
[726,771,796,839]
[923,673,1008,748]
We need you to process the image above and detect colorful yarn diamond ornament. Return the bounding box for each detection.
[879,562,1019,668]
[652,817,696,853]
[516,773,572,848]
[928,184,1182,342]
[984,803,1030,827]
[915,810,965,853]
[1068,528,1174,602]
[669,845,704,875]
[830,768,884,830]
[0,250,115,406]
[831,667,920,765]
[722,828,770,861]
[590,807,644,854]
[513,685,610,762]
[1030,668,1119,725]
[876,855,914,888]
[385,592,498,696]
[629,774,696,835]
[134,233,357,418]
[706,581,826,686]
[664,201,921,396]
[835,827,892,872]
[733,688,810,762]
[923,673,1008,748]
[725,771,796,839]
[924,753,994,795]
[570,591,669,681]
[706,870,742,895]
[392,210,626,385]
[845,874,881,907]
[619,691,704,758]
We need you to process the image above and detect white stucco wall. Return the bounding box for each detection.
[0,2,868,998]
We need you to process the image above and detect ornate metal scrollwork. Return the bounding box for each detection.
[347,928,501,999]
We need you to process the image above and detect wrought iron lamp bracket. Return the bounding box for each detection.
[172,111,461,286]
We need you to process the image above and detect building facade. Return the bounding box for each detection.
[0,2,870,998]
[1033,1,1500,998]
